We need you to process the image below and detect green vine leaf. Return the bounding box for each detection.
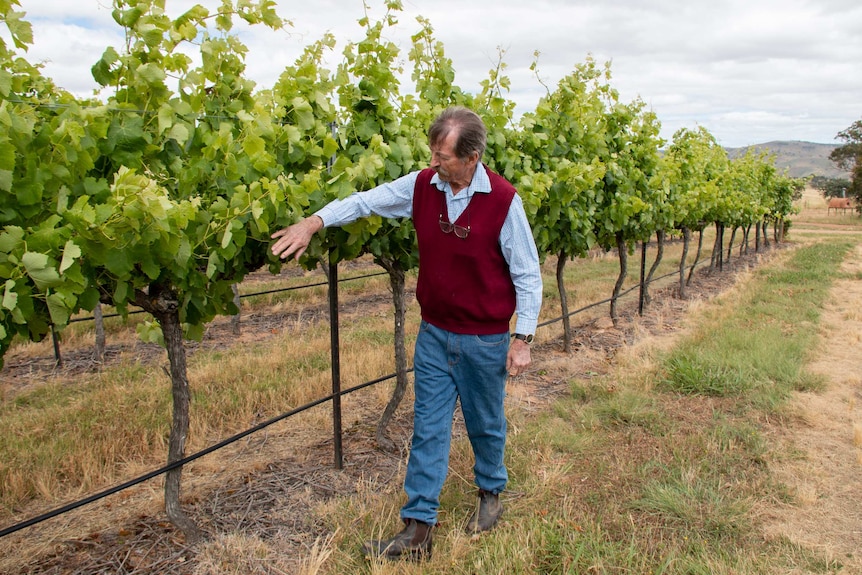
[22,252,61,290]
[59,240,81,274]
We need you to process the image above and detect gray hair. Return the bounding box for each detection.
[428,106,487,160]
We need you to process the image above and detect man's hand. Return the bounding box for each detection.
[271,216,324,261]
[506,337,532,377]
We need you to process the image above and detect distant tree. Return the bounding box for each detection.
[829,119,862,207]
[810,175,851,198]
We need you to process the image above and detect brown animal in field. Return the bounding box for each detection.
[827,197,853,214]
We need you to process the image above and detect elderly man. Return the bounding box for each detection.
[271,106,542,561]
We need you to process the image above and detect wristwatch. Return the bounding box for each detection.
[513,333,534,344]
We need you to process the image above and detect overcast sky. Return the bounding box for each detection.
[12,0,862,148]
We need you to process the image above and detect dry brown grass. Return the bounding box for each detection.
[0,261,402,525]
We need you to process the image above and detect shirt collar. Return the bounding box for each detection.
[431,163,491,197]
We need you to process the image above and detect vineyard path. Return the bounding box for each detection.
[760,239,862,570]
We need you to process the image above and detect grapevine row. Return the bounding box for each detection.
[0,0,802,538]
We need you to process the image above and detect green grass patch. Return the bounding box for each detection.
[660,241,851,407]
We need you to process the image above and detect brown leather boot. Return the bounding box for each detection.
[361,518,433,561]
[466,489,503,533]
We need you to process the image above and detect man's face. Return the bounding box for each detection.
[430,130,477,186]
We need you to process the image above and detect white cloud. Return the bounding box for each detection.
[26,22,123,96]
[9,0,862,147]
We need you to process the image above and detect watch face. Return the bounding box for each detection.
[525,334,534,344]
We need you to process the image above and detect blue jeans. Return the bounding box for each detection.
[401,320,510,525]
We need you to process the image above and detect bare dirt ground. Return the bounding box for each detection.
[2,200,861,573]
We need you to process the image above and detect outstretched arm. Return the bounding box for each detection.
[271,172,420,261]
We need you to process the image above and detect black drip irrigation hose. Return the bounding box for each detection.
[0,369,410,539]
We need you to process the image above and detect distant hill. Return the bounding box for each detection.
[725,141,849,179]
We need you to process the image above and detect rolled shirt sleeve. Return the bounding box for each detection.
[314,172,419,227]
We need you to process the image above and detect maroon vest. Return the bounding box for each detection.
[413,166,517,334]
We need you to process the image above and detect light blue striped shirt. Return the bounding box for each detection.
[315,166,543,336]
